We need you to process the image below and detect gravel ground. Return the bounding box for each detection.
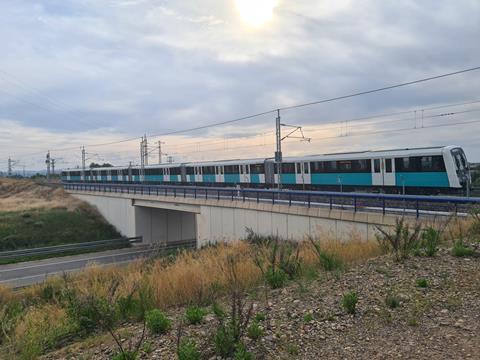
[44,246,480,360]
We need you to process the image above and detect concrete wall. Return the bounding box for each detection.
[71,191,419,248]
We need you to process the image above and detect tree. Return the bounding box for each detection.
[89,162,114,168]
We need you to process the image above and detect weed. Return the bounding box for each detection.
[308,238,343,271]
[185,306,207,325]
[177,339,200,360]
[407,315,418,326]
[385,294,400,309]
[247,322,263,340]
[146,309,171,334]
[111,351,138,360]
[452,240,474,257]
[303,313,313,323]
[418,227,442,257]
[212,302,226,319]
[376,218,421,261]
[142,341,153,354]
[287,343,299,356]
[234,343,253,360]
[342,291,358,314]
[254,312,266,322]
[416,278,428,288]
[265,266,288,289]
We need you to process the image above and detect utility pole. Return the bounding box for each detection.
[143,134,148,166]
[81,146,86,180]
[7,158,12,177]
[45,151,51,181]
[275,109,282,191]
[158,140,165,164]
[51,159,56,175]
[140,136,145,182]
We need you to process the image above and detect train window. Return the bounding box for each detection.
[245,165,250,174]
[338,161,352,172]
[352,160,371,172]
[420,156,446,172]
[282,163,295,173]
[304,162,309,174]
[296,163,301,174]
[225,165,239,174]
[186,167,194,175]
[310,161,324,173]
[202,166,214,175]
[251,163,264,174]
[385,159,392,173]
[374,159,381,173]
[324,161,337,172]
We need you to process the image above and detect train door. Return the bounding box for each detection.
[295,162,311,189]
[215,165,224,184]
[264,160,275,186]
[240,164,250,183]
[372,158,395,186]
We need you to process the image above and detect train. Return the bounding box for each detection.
[61,145,472,194]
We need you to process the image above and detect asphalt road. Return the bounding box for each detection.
[0,246,150,288]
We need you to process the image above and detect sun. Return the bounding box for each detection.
[235,0,278,27]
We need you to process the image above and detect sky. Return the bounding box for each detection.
[0,0,479,172]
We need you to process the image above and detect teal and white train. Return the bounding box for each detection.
[61,146,471,194]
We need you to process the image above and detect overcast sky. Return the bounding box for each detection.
[0,0,479,171]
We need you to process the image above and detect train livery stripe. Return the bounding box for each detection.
[225,174,241,183]
[280,173,297,184]
[250,174,260,184]
[203,174,216,183]
[311,173,372,186]
[395,172,450,187]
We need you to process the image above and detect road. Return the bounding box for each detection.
[0,246,150,288]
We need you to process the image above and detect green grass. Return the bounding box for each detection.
[0,208,120,252]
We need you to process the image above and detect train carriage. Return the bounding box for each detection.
[61,146,471,194]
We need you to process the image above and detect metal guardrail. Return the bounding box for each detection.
[0,236,142,261]
[64,182,480,218]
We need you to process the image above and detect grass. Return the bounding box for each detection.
[0,207,120,252]
[1,238,382,359]
[342,291,358,314]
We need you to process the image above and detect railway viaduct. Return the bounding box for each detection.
[66,185,448,247]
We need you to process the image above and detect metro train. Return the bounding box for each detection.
[61,146,472,194]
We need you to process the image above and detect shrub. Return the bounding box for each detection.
[376,218,421,261]
[287,343,299,356]
[212,302,226,319]
[416,278,428,288]
[385,294,400,309]
[265,266,287,289]
[342,291,358,314]
[247,322,263,340]
[452,240,474,257]
[185,306,207,325]
[145,309,171,334]
[117,295,142,321]
[177,339,200,360]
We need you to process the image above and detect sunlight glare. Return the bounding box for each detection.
[235,0,278,27]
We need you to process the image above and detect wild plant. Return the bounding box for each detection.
[342,291,358,314]
[308,237,343,271]
[376,218,421,261]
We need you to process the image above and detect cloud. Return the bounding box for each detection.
[0,0,479,171]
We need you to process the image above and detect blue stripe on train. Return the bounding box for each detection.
[203,174,216,183]
[170,175,179,182]
[280,173,296,184]
[395,172,449,187]
[311,173,372,186]
[188,175,195,182]
[225,174,241,183]
[145,175,164,182]
[250,174,260,184]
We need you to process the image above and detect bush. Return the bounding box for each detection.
[185,306,207,325]
[265,266,288,289]
[452,240,474,257]
[212,302,226,319]
[254,312,266,322]
[145,309,171,334]
[385,294,400,309]
[342,291,358,314]
[303,313,313,323]
[416,278,428,288]
[308,238,343,271]
[177,339,200,360]
[117,295,142,321]
[376,218,421,261]
[247,322,263,340]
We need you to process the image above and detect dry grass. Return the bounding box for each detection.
[24,238,382,310]
[0,284,14,305]
[0,178,82,212]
